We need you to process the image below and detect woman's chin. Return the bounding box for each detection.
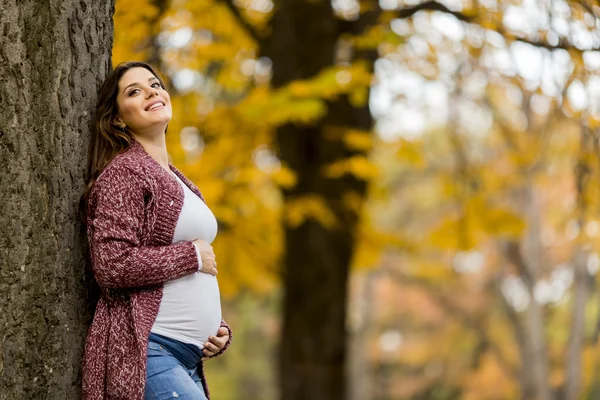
[131,121,172,136]
[153,112,172,123]
[146,115,172,128]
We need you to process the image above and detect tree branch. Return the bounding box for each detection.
[500,28,599,52]
[501,240,534,286]
[396,0,473,22]
[393,1,600,52]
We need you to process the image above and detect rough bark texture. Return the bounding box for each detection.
[266,1,373,399]
[0,1,114,398]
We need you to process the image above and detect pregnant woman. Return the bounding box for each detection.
[80,61,231,400]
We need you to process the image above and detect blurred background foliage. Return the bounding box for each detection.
[114,0,600,398]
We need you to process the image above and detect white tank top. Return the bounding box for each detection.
[151,173,221,349]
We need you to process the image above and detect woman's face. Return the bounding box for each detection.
[115,67,172,134]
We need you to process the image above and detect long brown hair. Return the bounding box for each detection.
[79,61,167,224]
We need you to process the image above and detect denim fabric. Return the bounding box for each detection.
[149,333,204,369]
[145,334,208,400]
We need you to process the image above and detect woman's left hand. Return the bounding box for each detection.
[202,327,230,360]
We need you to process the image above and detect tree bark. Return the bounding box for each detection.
[521,183,552,400]
[348,271,378,400]
[265,1,373,398]
[499,184,553,400]
[564,126,593,400]
[0,1,114,398]
[564,248,589,400]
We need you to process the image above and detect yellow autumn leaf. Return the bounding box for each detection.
[323,156,379,180]
[271,166,297,189]
[284,195,339,229]
[343,130,374,151]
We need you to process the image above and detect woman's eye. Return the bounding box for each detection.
[127,83,160,96]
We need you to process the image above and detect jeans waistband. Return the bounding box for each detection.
[148,332,204,369]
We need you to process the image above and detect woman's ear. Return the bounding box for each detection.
[113,117,126,129]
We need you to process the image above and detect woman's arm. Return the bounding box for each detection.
[88,166,199,289]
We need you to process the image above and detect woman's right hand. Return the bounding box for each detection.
[192,239,218,276]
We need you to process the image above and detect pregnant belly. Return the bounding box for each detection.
[152,273,222,347]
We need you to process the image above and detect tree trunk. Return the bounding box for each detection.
[564,248,589,400]
[348,271,378,400]
[564,126,593,400]
[266,1,373,399]
[521,183,552,400]
[499,183,553,400]
[0,1,114,398]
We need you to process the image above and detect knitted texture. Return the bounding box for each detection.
[83,140,231,400]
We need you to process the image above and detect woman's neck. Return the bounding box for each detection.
[133,133,170,171]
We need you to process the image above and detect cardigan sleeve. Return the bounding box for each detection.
[88,166,199,289]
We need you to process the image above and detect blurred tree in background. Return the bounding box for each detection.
[114,0,600,399]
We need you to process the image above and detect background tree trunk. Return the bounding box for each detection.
[266,2,373,399]
[521,184,552,400]
[0,1,114,398]
[563,126,594,400]
[348,271,378,400]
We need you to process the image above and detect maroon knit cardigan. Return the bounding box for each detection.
[83,139,231,400]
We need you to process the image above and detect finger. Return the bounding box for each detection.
[212,267,218,275]
[203,347,215,356]
[203,266,217,275]
[204,342,219,353]
[209,335,226,347]
[202,347,214,357]
[203,267,216,276]
[217,327,228,336]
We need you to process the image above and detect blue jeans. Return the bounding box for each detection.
[145,333,208,400]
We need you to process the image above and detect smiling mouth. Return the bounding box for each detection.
[145,102,165,111]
